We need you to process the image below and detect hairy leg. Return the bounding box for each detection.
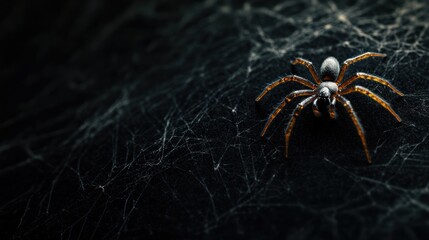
[291,58,322,84]
[261,90,314,137]
[339,72,404,96]
[255,75,315,103]
[284,96,316,158]
[340,85,401,122]
[336,95,372,163]
[336,52,386,84]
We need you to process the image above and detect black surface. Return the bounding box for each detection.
[1,0,429,239]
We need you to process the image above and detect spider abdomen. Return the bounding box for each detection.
[320,57,340,81]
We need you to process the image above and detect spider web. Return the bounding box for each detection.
[1,0,429,239]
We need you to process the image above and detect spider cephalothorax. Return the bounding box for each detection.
[256,52,403,163]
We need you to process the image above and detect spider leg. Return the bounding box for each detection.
[291,58,322,84]
[340,85,401,122]
[261,90,314,137]
[336,95,372,163]
[336,52,386,84]
[255,75,316,103]
[339,72,404,96]
[284,96,316,158]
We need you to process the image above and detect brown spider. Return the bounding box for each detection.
[256,52,404,163]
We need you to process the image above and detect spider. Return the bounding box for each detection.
[255,52,404,163]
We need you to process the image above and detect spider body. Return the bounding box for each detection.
[256,52,403,163]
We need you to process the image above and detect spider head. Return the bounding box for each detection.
[320,57,340,81]
[316,82,338,105]
[318,87,331,102]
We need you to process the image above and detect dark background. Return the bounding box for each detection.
[1,0,429,239]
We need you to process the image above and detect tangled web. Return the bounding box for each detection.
[1,0,429,239]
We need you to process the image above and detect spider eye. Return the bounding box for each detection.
[319,87,330,98]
